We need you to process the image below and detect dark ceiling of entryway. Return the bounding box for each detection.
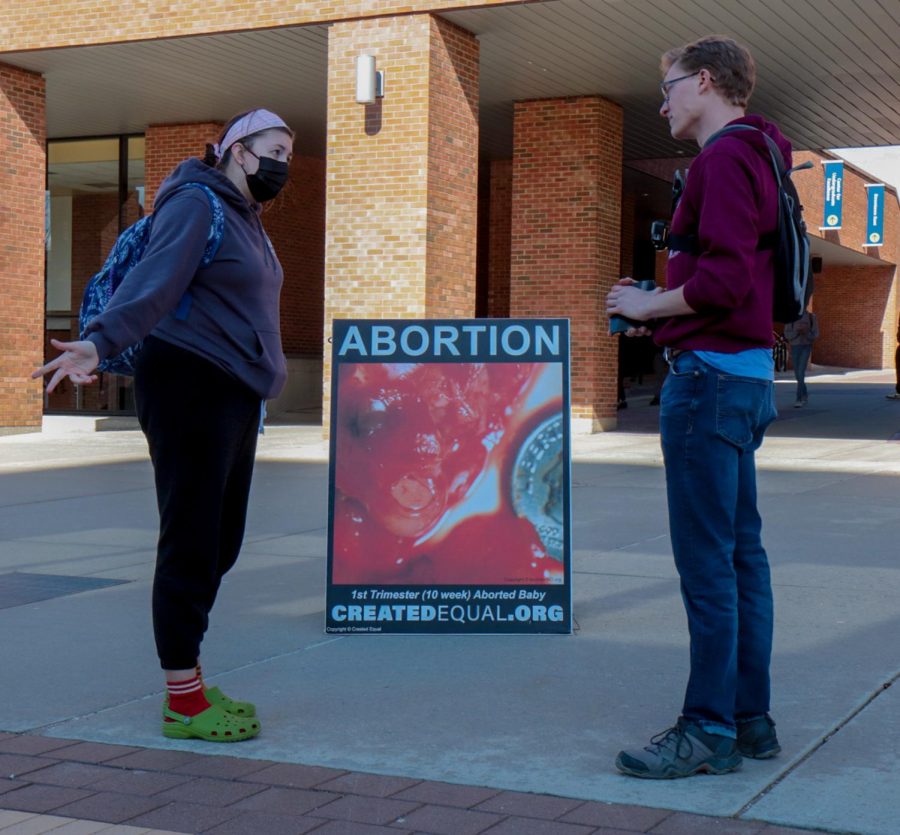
[4,0,899,162]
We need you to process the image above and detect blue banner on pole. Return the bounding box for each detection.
[865,184,885,246]
[821,160,843,230]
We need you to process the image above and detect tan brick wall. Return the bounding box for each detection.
[1,0,522,51]
[263,156,326,356]
[510,96,624,431]
[487,159,512,318]
[323,14,479,421]
[1,62,45,431]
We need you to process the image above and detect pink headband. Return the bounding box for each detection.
[213,109,291,160]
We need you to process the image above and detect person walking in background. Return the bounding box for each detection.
[887,317,900,400]
[33,108,294,744]
[606,35,782,779]
[784,307,818,407]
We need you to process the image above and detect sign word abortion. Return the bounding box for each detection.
[337,321,563,360]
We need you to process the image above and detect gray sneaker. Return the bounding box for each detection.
[737,715,781,759]
[615,718,742,779]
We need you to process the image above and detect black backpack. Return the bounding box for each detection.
[666,124,814,324]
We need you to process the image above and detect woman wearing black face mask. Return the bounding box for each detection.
[33,109,294,743]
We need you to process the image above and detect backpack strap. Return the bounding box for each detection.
[667,230,778,255]
[666,124,785,256]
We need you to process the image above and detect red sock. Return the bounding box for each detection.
[166,675,211,719]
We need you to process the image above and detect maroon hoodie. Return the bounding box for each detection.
[653,114,792,352]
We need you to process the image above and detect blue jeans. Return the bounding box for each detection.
[660,352,777,736]
[791,344,812,401]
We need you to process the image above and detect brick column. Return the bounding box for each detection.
[510,96,623,432]
[324,14,479,421]
[1,62,46,433]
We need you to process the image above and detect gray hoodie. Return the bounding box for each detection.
[85,158,287,399]
[783,311,819,347]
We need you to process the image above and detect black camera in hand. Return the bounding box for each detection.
[609,280,658,335]
[650,219,670,251]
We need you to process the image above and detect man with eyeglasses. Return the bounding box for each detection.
[607,35,789,779]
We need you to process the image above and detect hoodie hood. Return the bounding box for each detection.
[155,157,277,271]
[715,114,794,170]
[155,158,257,218]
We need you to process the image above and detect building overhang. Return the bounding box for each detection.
[2,0,899,160]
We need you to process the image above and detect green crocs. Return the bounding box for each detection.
[204,686,257,718]
[162,704,260,742]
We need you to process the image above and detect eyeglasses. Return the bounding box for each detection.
[660,71,700,101]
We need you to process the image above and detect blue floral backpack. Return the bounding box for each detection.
[79,182,225,375]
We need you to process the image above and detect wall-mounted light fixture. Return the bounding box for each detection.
[355,55,385,104]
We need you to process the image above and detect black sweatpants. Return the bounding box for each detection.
[895,344,900,394]
[134,336,261,670]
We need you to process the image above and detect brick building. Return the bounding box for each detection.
[2,1,899,433]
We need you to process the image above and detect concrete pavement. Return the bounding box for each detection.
[1,366,898,834]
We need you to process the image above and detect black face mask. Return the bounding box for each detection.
[241,147,289,202]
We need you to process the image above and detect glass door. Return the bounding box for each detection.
[45,136,145,413]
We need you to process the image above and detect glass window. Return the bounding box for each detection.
[45,136,144,414]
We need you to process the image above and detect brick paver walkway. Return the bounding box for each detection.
[0,733,837,835]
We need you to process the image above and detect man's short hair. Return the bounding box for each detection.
[661,35,756,107]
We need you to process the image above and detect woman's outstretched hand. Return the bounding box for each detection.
[32,339,100,393]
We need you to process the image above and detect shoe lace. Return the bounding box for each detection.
[646,724,694,759]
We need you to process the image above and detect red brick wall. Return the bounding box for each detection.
[510,96,624,430]
[1,62,45,430]
[811,265,896,368]
[145,122,222,211]
[487,159,512,318]
[629,149,900,369]
[795,152,899,265]
[655,249,667,285]
[793,151,899,368]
